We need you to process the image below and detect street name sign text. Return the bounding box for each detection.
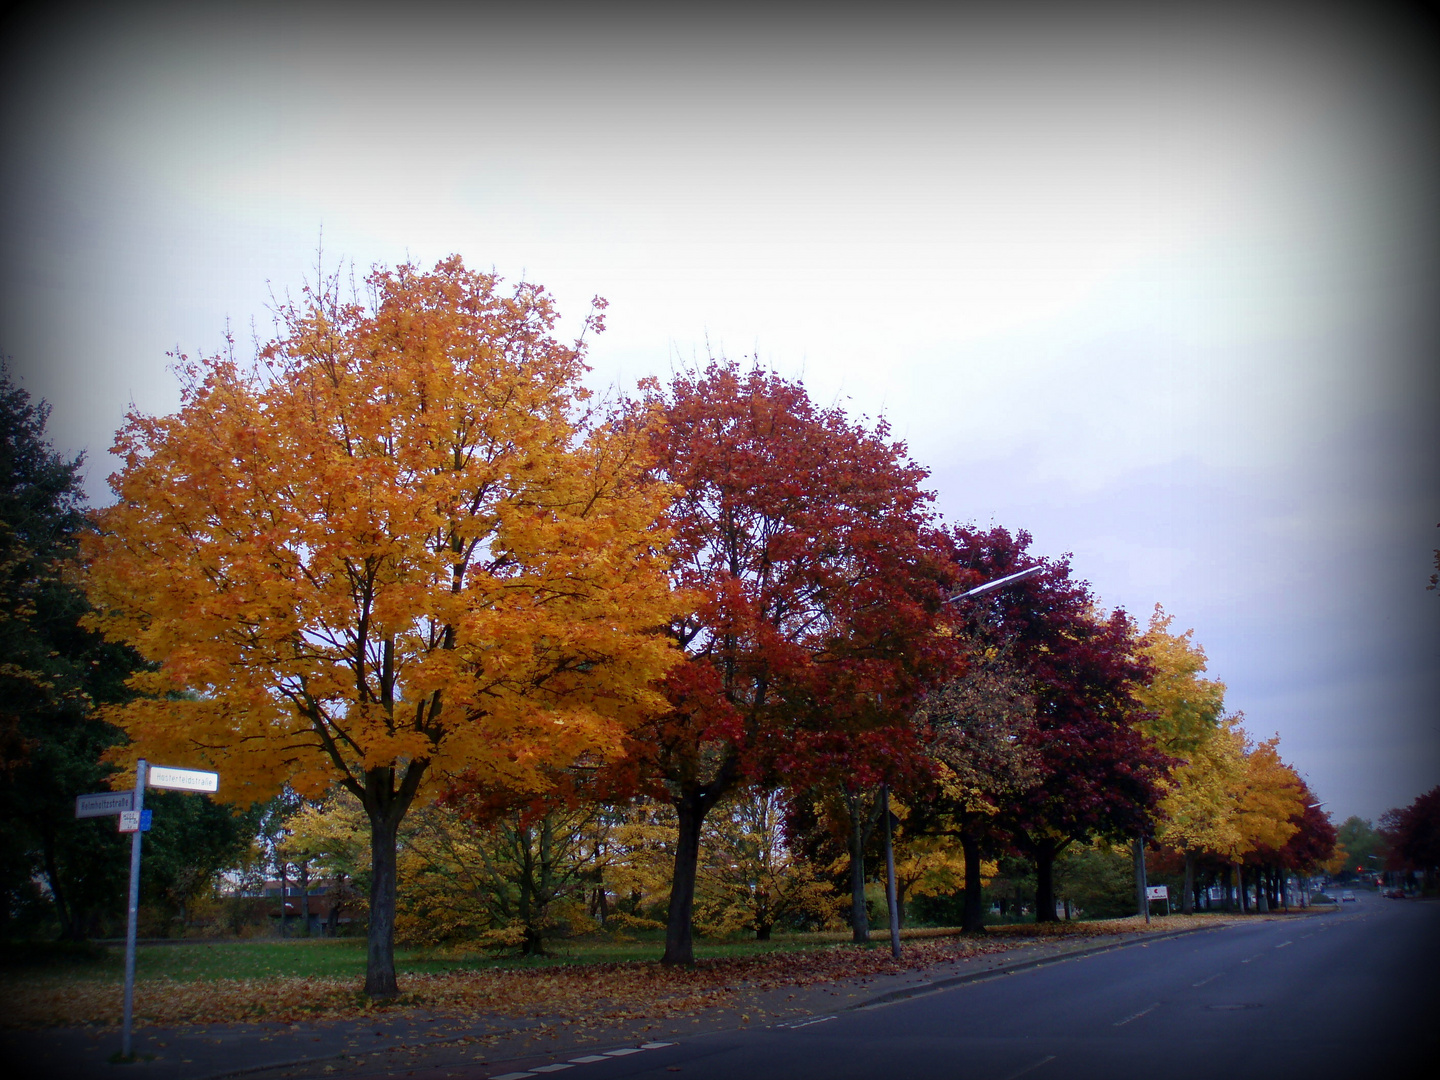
[75,791,135,818]
[148,765,219,792]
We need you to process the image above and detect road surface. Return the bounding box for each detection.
[472,896,1437,1080]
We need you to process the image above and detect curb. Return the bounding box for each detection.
[851,922,1225,1010]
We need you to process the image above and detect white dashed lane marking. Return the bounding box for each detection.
[489,1042,677,1078]
[1114,1002,1162,1027]
[998,1054,1057,1080]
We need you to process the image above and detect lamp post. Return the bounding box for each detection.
[943,565,1045,604]
[928,563,1048,931]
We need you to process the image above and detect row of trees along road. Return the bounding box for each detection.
[6,256,1343,996]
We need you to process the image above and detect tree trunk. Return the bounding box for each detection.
[960,832,986,933]
[1182,851,1196,915]
[1133,836,1148,919]
[1256,865,1269,913]
[755,922,772,941]
[40,826,80,941]
[663,792,706,967]
[299,860,311,936]
[1034,843,1059,923]
[849,798,870,943]
[364,806,402,998]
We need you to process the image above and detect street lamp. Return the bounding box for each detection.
[944,565,1045,603]
[893,562,1051,943]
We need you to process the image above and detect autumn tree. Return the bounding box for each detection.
[949,526,1167,922]
[1381,786,1440,890]
[1231,733,1304,912]
[1133,606,1227,913]
[693,788,834,939]
[913,627,1039,932]
[621,360,951,965]
[1276,783,1336,904]
[83,258,680,995]
[1153,717,1248,910]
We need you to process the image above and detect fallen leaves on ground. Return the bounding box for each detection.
[3,913,1305,1032]
[983,913,1248,938]
[1,935,1014,1031]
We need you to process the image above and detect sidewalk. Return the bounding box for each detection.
[1,918,1274,1080]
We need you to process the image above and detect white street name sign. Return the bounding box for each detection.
[76,791,135,818]
[147,765,219,793]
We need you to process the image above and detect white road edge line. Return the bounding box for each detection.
[1192,973,1223,987]
[998,1054,1057,1080]
[1114,1002,1162,1027]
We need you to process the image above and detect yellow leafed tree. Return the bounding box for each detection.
[694,789,836,940]
[83,257,680,995]
[1133,605,1228,911]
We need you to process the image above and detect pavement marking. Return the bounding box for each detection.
[998,1054,1057,1080]
[778,1015,838,1030]
[491,1073,534,1079]
[531,1066,575,1074]
[568,1056,610,1063]
[1113,1002,1162,1027]
[1276,941,1293,949]
[1192,973,1223,987]
[604,1048,645,1056]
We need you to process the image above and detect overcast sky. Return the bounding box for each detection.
[3,1,1436,823]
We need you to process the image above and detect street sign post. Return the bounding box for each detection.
[147,765,219,792]
[75,791,134,818]
[119,760,147,1060]
[117,809,153,833]
[96,760,220,1061]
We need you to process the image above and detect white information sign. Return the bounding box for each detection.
[119,811,140,833]
[1146,885,1169,900]
[147,765,219,793]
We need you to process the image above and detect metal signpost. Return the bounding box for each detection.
[74,760,220,1060]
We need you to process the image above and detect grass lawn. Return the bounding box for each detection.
[0,911,1260,989]
[0,929,907,985]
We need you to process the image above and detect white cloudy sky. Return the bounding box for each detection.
[3,1,1436,822]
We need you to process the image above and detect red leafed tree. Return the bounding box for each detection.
[1277,782,1337,899]
[1381,786,1440,888]
[624,360,953,965]
[949,526,1168,922]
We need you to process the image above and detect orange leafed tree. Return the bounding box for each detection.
[82,258,680,996]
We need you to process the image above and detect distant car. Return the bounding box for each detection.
[1383,888,1406,899]
[1340,890,1357,902]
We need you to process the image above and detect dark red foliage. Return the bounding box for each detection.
[1381,786,1440,874]
[947,526,1169,919]
[621,359,957,962]
[1278,781,1337,872]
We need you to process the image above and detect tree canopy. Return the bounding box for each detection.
[621,359,953,964]
[82,258,681,994]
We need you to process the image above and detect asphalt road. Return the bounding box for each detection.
[477,896,1437,1080]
